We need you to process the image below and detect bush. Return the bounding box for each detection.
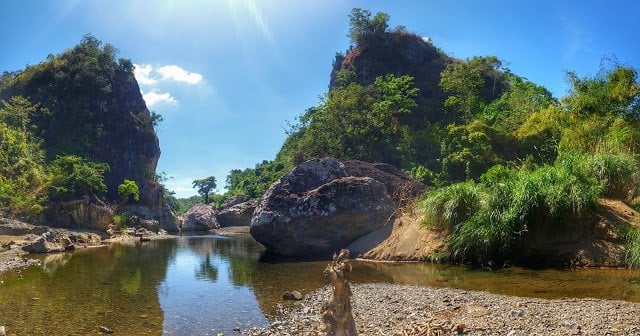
[625,226,640,268]
[117,179,140,202]
[419,157,602,265]
[48,155,110,200]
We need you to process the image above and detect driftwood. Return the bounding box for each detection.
[321,249,357,336]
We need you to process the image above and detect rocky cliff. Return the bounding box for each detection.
[330,32,452,125]
[0,36,177,231]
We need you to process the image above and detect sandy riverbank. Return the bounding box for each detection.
[244,283,640,335]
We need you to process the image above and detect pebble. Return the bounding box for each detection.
[98,326,113,334]
[242,283,640,335]
[0,325,5,336]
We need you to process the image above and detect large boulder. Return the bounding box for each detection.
[343,160,426,208]
[217,199,258,227]
[181,204,220,231]
[250,158,395,257]
[22,230,103,253]
[221,195,248,209]
[0,218,49,236]
[43,196,114,232]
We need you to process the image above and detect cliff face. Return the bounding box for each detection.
[330,32,452,126]
[0,37,176,230]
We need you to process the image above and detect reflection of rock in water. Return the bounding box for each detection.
[195,254,218,282]
[0,239,178,335]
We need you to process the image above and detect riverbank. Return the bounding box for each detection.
[243,283,640,335]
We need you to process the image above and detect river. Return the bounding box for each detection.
[1,234,640,335]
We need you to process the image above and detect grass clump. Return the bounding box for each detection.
[419,155,606,265]
[625,226,640,268]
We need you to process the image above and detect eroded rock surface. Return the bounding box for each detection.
[217,199,258,227]
[250,158,394,257]
[181,203,219,231]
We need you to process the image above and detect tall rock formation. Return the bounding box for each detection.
[330,32,452,126]
[0,35,177,231]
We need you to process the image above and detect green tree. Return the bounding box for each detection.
[193,176,217,204]
[440,56,507,122]
[117,179,140,202]
[0,97,48,217]
[348,8,390,45]
[48,155,110,200]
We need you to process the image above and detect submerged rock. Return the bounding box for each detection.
[217,199,258,227]
[250,158,395,257]
[181,203,219,231]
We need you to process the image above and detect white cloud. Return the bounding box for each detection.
[157,65,203,85]
[133,64,158,85]
[143,91,176,107]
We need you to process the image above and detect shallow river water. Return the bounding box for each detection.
[1,234,640,335]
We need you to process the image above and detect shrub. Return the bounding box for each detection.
[117,179,140,202]
[625,226,640,268]
[48,155,110,200]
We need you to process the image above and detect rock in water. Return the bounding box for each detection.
[250,158,395,257]
[181,203,220,231]
[217,199,258,227]
[283,291,303,301]
[98,326,114,334]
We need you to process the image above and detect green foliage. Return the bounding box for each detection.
[440,56,508,123]
[192,176,217,204]
[441,121,500,181]
[225,160,288,199]
[420,157,603,264]
[172,195,203,216]
[348,8,390,45]
[117,179,140,202]
[113,212,135,231]
[625,226,640,268]
[48,155,110,200]
[286,74,418,167]
[0,97,48,217]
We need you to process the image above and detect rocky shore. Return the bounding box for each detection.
[243,283,640,335]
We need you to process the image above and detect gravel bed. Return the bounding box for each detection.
[243,283,640,335]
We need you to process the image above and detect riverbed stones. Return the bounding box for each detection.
[22,230,102,253]
[250,158,395,257]
[181,203,220,231]
[217,199,258,227]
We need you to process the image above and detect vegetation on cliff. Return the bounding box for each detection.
[0,35,169,222]
[212,8,640,266]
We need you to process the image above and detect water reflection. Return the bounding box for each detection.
[2,234,640,335]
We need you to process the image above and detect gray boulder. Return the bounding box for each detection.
[0,218,49,236]
[22,230,102,253]
[221,195,248,209]
[217,199,258,227]
[182,203,220,231]
[43,196,114,232]
[250,158,395,257]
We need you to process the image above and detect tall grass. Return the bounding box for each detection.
[419,155,606,265]
[625,226,640,268]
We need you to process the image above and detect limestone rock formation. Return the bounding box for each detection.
[181,203,219,231]
[330,32,451,124]
[43,196,114,232]
[217,199,258,227]
[250,158,395,257]
[0,218,49,236]
[22,230,103,253]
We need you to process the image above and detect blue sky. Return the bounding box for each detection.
[1,0,639,197]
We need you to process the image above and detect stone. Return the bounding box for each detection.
[99,326,114,334]
[221,195,248,209]
[217,199,258,227]
[43,196,114,232]
[283,291,303,301]
[181,203,220,231]
[343,160,426,208]
[0,326,5,336]
[250,158,395,257]
[0,218,49,236]
[22,230,102,253]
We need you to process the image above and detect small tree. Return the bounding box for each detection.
[193,176,217,204]
[117,179,140,202]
